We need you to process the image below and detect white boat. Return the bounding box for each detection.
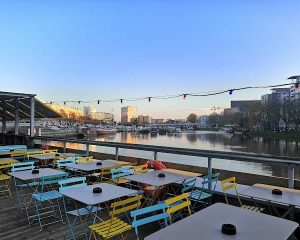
[96,128,117,135]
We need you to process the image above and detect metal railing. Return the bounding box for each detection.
[32,136,300,189]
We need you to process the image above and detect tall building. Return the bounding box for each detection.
[261,88,290,105]
[121,106,137,124]
[137,115,151,125]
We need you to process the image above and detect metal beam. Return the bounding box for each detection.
[30,97,35,136]
[14,98,19,135]
[2,101,7,134]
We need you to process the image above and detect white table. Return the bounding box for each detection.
[145,203,298,240]
[240,184,300,219]
[68,160,118,172]
[9,168,64,181]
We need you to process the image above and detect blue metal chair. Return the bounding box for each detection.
[131,203,168,240]
[56,157,76,170]
[110,165,133,185]
[59,177,101,240]
[181,177,197,194]
[11,162,37,211]
[190,173,220,211]
[32,172,68,230]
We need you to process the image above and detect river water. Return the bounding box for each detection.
[50,131,300,179]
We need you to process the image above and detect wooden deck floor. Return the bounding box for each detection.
[0,191,157,240]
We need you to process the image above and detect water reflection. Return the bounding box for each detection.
[48,131,300,179]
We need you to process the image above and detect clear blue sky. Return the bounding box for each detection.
[1,1,300,121]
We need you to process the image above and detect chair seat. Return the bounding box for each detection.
[241,204,264,212]
[33,190,63,202]
[67,205,102,216]
[113,178,130,184]
[17,181,40,188]
[0,174,11,181]
[89,217,132,239]
[190,190,212,201]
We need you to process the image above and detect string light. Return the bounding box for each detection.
[45,82,294,105]
[64,102,66,105]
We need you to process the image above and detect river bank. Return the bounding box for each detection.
[245,131,300,142]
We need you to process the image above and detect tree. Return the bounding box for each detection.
[187,113,197,123]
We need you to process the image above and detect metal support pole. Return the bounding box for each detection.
[30,97,35,137]
[14,98,19,135]
[86,143,90,156]
[2,101,7,134]
[288,165,295,189]
[208,157,212,190]
[115,147,119,160]
[63,141,67,153]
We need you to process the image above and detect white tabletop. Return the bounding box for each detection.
[125,170,193,187]
[31,153,77,161]
[60,183,138,205]
[8,168,64,181]
[145,203,298,240]
[240,185,300,206]
[68,160,118,172]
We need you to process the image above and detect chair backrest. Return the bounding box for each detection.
[133,164,149,174]
[76,156,94,164]
[0,161,12,171]
[181,178,197,193]
[56,157,76,169]
[10,150,28,158]
[164,193,191,223]
[220,176,242,206]
[201,173,220,194]
[40,172,68,192]
[0,145,27,151]
[58,177,87,192]
[111,166,133,180]
[11,161,35,172]
[27,150,43,158]
[131,203,168,240]
[43,149,58,154]
[111,195,142,217]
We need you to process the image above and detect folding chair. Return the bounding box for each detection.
[133,164,149,175]
[59,177,101,240]
[0,171,11,198]
[110,166,133,185]
[189,173,219,211]
[89,195,142,240]
[10,149,28,161]
[164,193,191,223]
[32,172,68,230]
[221,176,264,212]
[11,161,37,210]
[43,149,58,154]
[76,156,94,164]
[131,203,168,240]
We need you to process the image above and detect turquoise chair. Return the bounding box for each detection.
[181,177,197,194]
[131,203,169,240]
[110,165,133,185]
[56,157,76,170]
[32,173,68,230]
[59,177,102,240]
[190,173,220,211]
[11,162,37,211]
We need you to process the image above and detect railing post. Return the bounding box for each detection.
[152,151,158,169]
[86,143,90,156]
[115,147,119,160]
[288,165,295,189]
[63,141,66,153]
[208,157,212,190]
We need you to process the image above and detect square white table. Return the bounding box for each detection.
[240,184,300,219]
[125,170,193,187]
[145,203,298,240]
[31,153,77,161]
[68,160,119,172]
[9,168,64,181]
[60,183,138,205]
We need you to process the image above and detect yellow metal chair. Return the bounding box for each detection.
[27,150,43,160]
[10,150,27,161]
[42,149,58,154]
[76,156,94,163]
[164,192,191,223]
[89,195,142,240]
[221,177,263,212]
[133,164,149,174]
[0,172,11,198]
